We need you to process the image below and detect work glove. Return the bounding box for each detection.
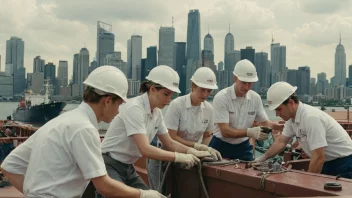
[139,189,167,198]
[187,148,212,158]
[174,152,200,169]
[254,154,267,163]
[194,143,222,161]
[247,126,269,141]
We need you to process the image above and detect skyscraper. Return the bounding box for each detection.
[33,56,45,73]
[224,24,234,65]
[240,46,255,64]
[334,35,346,86]
[204,33,214,54]
[186,10,201,63]
[297,66,310,95]
[255,52,269,92]
[146,46,157,78]
[127,35,142,81]
[5,36,25,95]
[96,21,114,67]
[72,54,79,84]
[270,41,286,85]
[174,42,187,95]
[158,27,175,68]
[58,60,68,87]
[78,48,89,95]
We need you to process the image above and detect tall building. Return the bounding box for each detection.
[96,21,114,66]
[89,60,98,74]
[317,72,328,94]
[186,10,201,63]
[270,40,286,85]
[78,48,89,95]
[240,47,255,64]
[204,33,214,54]
[334,35,346,86]
[349,64,352,87]
[127,35,142,81]
[44,62,56,89]
[33,56,45,73]
[58,60,68,87]
[218,61,224,71]
[224,24,235,65]
[286,69,298,87]
[5,36,25,95]
[72,54,79,84]
[201,50,215,72]
[146,46,157,78]
[174,42,187,95]
[297,66,310,95]
[225,50,240,72]
[255,52,269,93]
[158,27,175,68]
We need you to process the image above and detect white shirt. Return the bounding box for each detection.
[1,102,106,198]
[283,102,352,161]
[101,93,168,164]
[164,94,214,142]
[213,84,268,144]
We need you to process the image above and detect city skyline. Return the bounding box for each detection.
[1,0,352,80]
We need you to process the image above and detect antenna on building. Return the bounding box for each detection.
[172,16,174,27]
[272,33,275,44]
[339,30,342,44]
[208,25,209,34]
[229,22,231,33]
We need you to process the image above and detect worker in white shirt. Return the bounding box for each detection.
[147,67,222,190]
[1,66,164,198]
[255,82,352,178]
[209,59,284,161]
[96,65,211,197]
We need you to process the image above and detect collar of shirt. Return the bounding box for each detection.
[78,102,99,130]
[142,93,152,115]
[230,83,251,100]
[293,102,304,124]
[185,93,205,111]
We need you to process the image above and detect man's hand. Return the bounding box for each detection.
[174,152,200,169]
[254,154,267,162]
[139,189,167,198]
[194,143,222,161]
[272,121,285,131]
[187,148,211,158]
[247,127,269,141]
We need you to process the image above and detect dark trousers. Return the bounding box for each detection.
[322,154,352,179]
[209,136,254,161]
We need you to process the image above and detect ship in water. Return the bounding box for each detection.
[12,80,66,124]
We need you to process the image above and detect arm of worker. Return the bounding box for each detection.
[0,133,38,193]
[255,121,294,162]
[201,131,212,145]
[258,120,284,131]
[255,134,292,162]
[304,116,327,174]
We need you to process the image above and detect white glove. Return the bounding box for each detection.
[254,154,267,163]
[247,126,269,141]
[174,152,200,169]
[194,143,222,161]
[187,148,212,158]
[139,189,167,198]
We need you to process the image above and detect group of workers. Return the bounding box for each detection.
[1,59,352,197]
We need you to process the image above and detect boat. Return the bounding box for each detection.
[12,80,66,124]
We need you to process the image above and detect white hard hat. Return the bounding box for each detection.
[145,65,181,93]
[267,81,297,111]
[190,67,218,89]
[83,65,128,102]
[233,59,258,82]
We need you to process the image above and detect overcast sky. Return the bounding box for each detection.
[1,0,352,81]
